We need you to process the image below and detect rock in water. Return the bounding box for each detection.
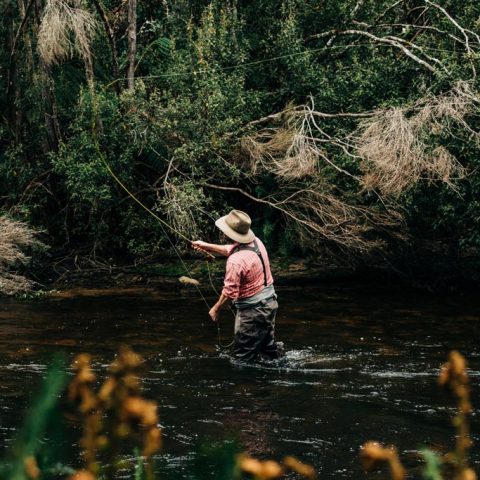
[178,276,200,286]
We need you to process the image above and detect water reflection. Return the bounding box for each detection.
[0,283,479,478]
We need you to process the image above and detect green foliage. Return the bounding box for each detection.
[0,145,32,205]
[1,0,480,271]
[192,440,241,480]
[134,448,148,480]
[1,354,69,480]
[136,19,173,75]
[420,448,444,480]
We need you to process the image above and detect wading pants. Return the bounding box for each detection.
[233,297,279,362]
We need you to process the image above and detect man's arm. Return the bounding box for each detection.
[208,293,230,322]
[208,258,241,322]
[191,240,231,257]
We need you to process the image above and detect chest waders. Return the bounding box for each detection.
[230,240,280,362]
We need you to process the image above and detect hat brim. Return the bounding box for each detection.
[215,216,255,244]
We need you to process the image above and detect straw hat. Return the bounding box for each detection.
[215,210,255,244]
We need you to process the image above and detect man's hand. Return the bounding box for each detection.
[191,241,231,257]
[191,240,208,252]
[209,305,219,322]
[209,293,229,322]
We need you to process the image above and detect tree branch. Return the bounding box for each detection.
[7,0,35,93]
[308,29,446,73]
[249,108,374,127]
[91,0,121,93]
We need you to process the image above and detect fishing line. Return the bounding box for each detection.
[89,87,234,349]
[206,261,235,349]
[104,42,455,89]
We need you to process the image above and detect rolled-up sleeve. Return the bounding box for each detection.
[222,258,242,300]
[225,244,236,256]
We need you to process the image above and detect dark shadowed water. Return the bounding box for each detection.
[0,282,479,478]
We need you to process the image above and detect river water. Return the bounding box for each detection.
[0,282,479,478]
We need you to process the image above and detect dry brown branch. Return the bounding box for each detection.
[267,186,405,253]
[155,180,208,241]
[243,99,360,181]
[239,82,479,252]
[204,183,405,254]
[238,99,407,253]
[357,81,475,196]
[0,216,44,295]
[249,109,374,127]
[0,272,33,296]
[245,84,476,198]
[242,128,319,179]
[37,0,98,65]
[0,217,36,266]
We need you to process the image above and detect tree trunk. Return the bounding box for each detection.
[127,0,137,91]
[40,59,61,151]
[92,0,121,93]
[404,0,427,26]
[14,0,36,146]
[17,0,34,71]
[6,3,20,143]
[34,0,61,152]
[7,0,35,93]
[71,0,95,93]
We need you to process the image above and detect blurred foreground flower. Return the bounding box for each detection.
[237,454,315,479]
[68,347,161,479]
[360,442,405,480]
[361,351,476,480]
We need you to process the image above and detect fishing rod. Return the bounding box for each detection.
[89,86,234,348]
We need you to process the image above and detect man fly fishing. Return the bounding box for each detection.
[192,210,281,362]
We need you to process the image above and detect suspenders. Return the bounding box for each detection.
[231,239,268,286]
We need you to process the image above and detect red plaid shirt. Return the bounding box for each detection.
[221,237,274,300]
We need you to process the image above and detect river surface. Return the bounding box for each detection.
[0,282,479,478]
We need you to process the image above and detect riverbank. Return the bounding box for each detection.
[50,256,358,291]
[45,248,480,294]
[5,239,473,299]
